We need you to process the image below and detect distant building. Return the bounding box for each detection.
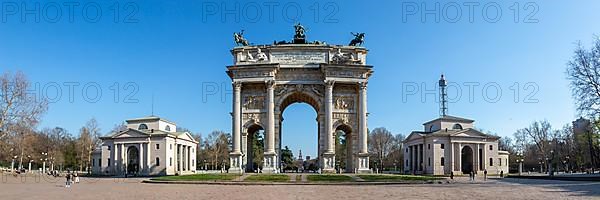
[573,117,592,135]
[402,75,509,175]
[91,116,198,176]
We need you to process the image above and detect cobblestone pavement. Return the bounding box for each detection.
[1,174,599,200]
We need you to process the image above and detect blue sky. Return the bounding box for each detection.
[1,0,599,158]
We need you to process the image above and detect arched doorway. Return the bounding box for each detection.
[461,146,473,174]
[335,124,353,173]
[127,146,139,175]
[245,124,264,172]
[278,92,320,173]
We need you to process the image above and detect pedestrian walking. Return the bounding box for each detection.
[469,171,473,181]
[471,170,476,181]
[484,169,488,181]
[500,170,504,178]
[65,173,71,188]
[450,171,454,180]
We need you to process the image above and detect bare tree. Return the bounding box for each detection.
[368,127,394,171]
[567,37,600,117]
[0,71,48,165]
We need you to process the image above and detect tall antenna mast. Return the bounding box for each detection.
[439,74,448,117]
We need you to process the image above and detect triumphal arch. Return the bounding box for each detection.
[227,24,373,173]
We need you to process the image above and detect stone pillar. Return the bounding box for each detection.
[450,143,455,173]
[322,80,336,173]
[474,144,480,173]
[146,140,151,173]
[357,82,369,173]
[262,80,277,173]
[139,143,144,174]
[121,143,125,174]
[229,81,243,173]
[113,143,118,174]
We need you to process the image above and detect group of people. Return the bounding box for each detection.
[64,171,80,188]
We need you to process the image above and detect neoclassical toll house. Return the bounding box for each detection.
[403,76,509,175]
[227,25,373,173]
[92,116,198,176]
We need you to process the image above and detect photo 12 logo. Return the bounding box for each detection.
[401,81,539,104]
[26,82,140,104]
[400,1,539,23]
[1,1,139,23]
[201,1,339,23]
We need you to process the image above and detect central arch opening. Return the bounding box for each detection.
[461,146,473,174]
[127,146,139,175]
[279,92,319,173]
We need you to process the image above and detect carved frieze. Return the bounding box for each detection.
[243,95,265,109]
[334,96,354,110]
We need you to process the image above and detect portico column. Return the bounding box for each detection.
[178,144,182,173]
[113,143,118,174]
[359,82,368,154]
[325,80,334,153]
[121,143,125,174]
[139,143,144,173]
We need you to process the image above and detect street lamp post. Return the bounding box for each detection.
[11,155,17,173]
[41,152,48,174]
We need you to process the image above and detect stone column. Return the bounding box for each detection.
[178,144,182,174]
[139,143,144,174]
[229,81,243,173]
[356,82,370,173]
[322,80,336,173]
[262,80,277,173]
[121,143,125,174]
[450,143,455,172]
[113,143,118,174]
[146,140,151,173]
[232,82,242,153]
[475,144,480,172]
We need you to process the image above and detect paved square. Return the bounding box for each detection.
[1,175,599,200]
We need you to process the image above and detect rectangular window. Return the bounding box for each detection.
[428,144,430,149]
[499,158,502,166]
[107,159,110,167]
[489,158,494,166]
[441,144,445,149]
[170,157,173,166]
[441,157,445,166]
[99,159,102,167]
[428,157,431,166]
[92,159,95,166]
[406,160,408,167]
[406,148,408,153]
[170,144,173,150]
[156,144,160,149]
[156,157,160,166]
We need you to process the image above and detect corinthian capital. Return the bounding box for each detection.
[358,81,368,90]
[265,79,275,89]
[232,81,242,90]
[324,80,335,88]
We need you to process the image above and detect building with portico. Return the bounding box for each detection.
[402,75,509,175]
[91,116,198,176]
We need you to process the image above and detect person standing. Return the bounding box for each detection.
[471,170,476,181]
[74,173,80,183]
[65,172,71,188]
[450,171,454,180]
[484,169,488,181]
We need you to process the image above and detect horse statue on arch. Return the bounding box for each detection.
[234,30,249,46]
[348,32,365,46]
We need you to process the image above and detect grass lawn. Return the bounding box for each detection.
[307,174,353,182]
[358,174,443,182]
[152,174,239,181]
[244,174,290,182]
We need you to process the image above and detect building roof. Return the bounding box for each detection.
[100,128,198,143]
[125,116,177,125]
[422,115,475,125]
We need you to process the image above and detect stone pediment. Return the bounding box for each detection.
[112,129,149,139]
[176,132,197,143]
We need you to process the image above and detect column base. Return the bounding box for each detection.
[321,153,336,173]
[228,152,243,174]
[356,154,370,173]
[262,152,278,173]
